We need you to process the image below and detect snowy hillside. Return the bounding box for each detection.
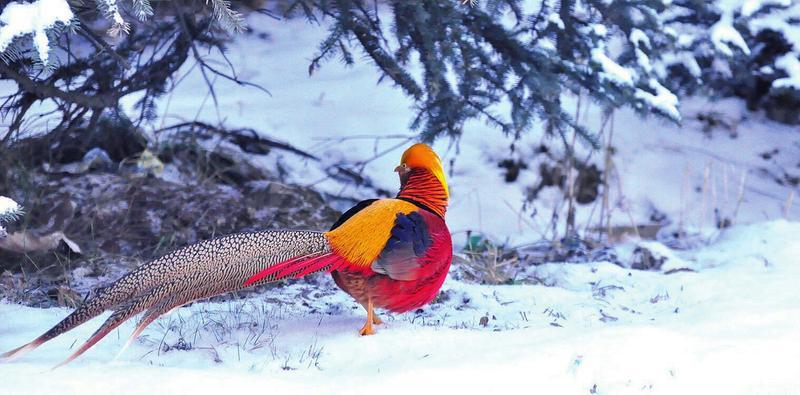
[2,221,799,394]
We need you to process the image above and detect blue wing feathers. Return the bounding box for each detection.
[371,211,432,281]
[385,211,431,256]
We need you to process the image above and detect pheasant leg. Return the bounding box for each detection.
[359,299,379,336]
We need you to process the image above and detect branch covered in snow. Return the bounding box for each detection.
[664,0,800,97]
[0,196,23,239]
[773,52,800,90]
[0,0,73,63]
[0,0,244,64]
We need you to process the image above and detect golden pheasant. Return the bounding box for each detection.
[1,143,452,366]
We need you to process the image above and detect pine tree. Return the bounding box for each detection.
[3,0,798,148]
[302,0,683,145]
[659,1,800,123]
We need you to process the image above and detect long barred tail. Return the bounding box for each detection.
[1,230,338,367]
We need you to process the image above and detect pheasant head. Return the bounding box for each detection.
[395,143,449,217]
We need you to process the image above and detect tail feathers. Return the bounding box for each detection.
[54,279,186,367]
[1,290,117,362]
[2,230,332,366]
[243,252,347,286]
[0,337,46,361]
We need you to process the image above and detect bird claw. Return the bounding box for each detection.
[359,323,376,336]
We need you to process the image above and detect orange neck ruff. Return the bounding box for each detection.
[397,168,448,218]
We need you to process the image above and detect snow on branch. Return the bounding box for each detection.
[710,13,750,57]
[773,53,800,89]
[0,196,23,239]
[591,46,635,87]
[97,0,130,37]
[0,0,74,63]
[0,0,243,64]
[740,0,792,17]
[635,79,681,121]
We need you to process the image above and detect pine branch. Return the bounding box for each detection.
[0,61,120,108]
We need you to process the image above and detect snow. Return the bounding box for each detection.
[661,52,702,78]
[591,24,607,37]
[631,29,654,74]
[2,221,799,393]
[634,78,681,120]
[0,196,20,218]
[714,0,800,92]
[110,14,800,248]
[740,0,792,16]
[591,47,636,86]
[0,0,73,63]
[547,13,565,30]
[0,196,22,238]
[1,5,800,394]
[709,14,750,57]
[629,28,651,50]
[99,0,128,36]
[773,52,800,89]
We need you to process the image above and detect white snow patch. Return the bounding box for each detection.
[591,47,635,86]
[0,196,20,218]
[0,0,73,62]
[103,0,124,24]
[773,52,800,89]
[630,28,651,49]
[99,0,129,36]
[0,195,22,238]
[661,51,703,78]
[1,221,799,393]
[635,78,681,120]
[547,13,565,30]
[591,23,607,37]
[741,0,792,16]
[710,13,750,56]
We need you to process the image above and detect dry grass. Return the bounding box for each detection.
[133,298,329,369]
[456,242,520,285]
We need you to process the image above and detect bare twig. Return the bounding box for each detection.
[564,92,580,238]
[175,6,220,111]
[599,111,614,241]
[732,169,748,224]
[679,165,689,235]
[0,62,120,109]
[784,190,795,219]
[155,121,319,160]
[613,164,641,239]
[701,163,710,229]
[76,23,131,69]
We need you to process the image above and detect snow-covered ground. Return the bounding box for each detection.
[2,220,799,394]
[2,8,800,395]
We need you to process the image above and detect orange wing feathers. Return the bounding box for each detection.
[242,198,419,285]
[324,199,419,267]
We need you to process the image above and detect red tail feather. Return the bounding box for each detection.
[243,253,347,286]
[289,254,347,278]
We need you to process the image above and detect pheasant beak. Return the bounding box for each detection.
[395,164,410,185]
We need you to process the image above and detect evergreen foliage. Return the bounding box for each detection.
[303,0,682,145]
[1,0,800,147]
[659,1,800,123]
